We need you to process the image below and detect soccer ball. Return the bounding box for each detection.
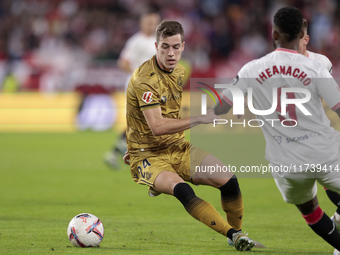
[334,249,340,255]
[67,213,104,247]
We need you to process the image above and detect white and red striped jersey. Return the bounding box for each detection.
[307,50,332,74]
[221,48,340,166]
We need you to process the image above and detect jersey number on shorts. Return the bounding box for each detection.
[137,158,152,180]
[142,158,151,168]
[276,87,297,126]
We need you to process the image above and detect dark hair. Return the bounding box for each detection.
[156,20,184,42]
[302,19,308,31]
[274,7,303,42]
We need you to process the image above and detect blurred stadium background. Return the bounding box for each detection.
[1,1,339,253]
[0,0,340,132]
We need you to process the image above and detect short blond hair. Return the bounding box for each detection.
[302,19,308,31]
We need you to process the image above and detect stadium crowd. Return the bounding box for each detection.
[0,0,339,92]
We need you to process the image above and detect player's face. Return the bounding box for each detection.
[140,14,160,36]
[155,34,185,72]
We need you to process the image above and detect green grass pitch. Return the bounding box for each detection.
[0,131,337,254]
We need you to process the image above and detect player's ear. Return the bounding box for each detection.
[155,41,158,51]
[272,30,279,41]
[305,35,310,45]
[181,41,185,52]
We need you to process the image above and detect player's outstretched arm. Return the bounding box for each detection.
[143,107,219,136]
[214,98,232,115]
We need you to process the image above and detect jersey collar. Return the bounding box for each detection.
[275,48,299,54]
[155,55,174,74]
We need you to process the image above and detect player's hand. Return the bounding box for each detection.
[200,109,220,124]
[123,151,130,165]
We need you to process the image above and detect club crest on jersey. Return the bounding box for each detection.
[142,92,153,104]
[177,76,183,87]
[273,135,282,144]
[160,96,167,104]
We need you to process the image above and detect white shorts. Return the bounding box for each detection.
[272,156,340,205]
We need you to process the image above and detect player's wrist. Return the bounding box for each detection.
[195,115,204,124]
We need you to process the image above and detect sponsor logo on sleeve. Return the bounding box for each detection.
[142,92,153,104]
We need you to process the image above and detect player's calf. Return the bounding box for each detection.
[325,188,340,231]
[219,175,244,231]
[174,183,257,251]
[301,205,340,250]
[174,183,238,240]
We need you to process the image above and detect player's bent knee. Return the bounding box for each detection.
[219,175,240,196]
[173,183,196,207]
[153,171,185,195]
[193,174,237,189]
[296,196,319,215]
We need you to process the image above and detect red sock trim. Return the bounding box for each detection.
[323,186,328,190]
[302,206,324,225]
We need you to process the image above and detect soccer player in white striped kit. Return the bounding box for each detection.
[299,18,340,254]
[215,7,340,250]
